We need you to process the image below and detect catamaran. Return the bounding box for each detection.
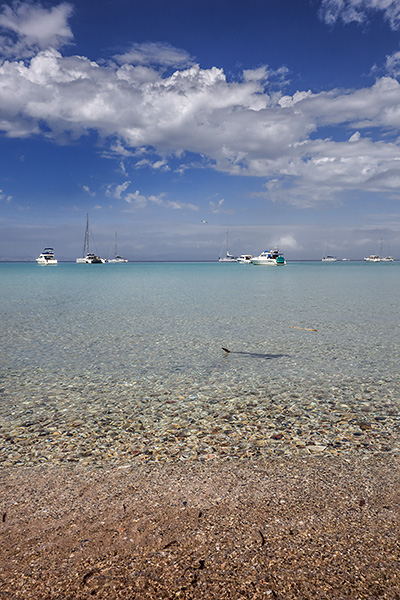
[76,214,105,263]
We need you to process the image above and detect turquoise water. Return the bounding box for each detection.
[1,261,399,465]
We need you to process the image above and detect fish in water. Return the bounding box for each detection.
[221,347,288,360]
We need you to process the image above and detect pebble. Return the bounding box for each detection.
[0,371,399,467]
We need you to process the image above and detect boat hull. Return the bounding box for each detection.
[251,258,285,265]
[36,258,58,265]
[76,254,104,264]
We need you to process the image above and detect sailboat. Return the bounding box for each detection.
[218,230,236,262]
[76,214,105,263]
[380,239,394,262]
[108,232,128,263]
[322,241,337,262]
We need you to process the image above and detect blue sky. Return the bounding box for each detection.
[1,0,400,260]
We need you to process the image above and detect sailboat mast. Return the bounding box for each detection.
[115,231,117,259]
[83,213,89,256]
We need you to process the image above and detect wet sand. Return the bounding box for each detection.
[1,456,399,599]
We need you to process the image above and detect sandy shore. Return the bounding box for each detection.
[1,456,399,599]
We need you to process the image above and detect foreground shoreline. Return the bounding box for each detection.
[1,456,399,599]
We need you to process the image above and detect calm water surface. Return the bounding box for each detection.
[1,261,399,465]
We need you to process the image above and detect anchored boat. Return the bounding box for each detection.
[251,249,286,265]
[364,255,380,262]
[36,248,58,265]
[108,232,128,263]
[236,254,252,264]
[218,230,236,262]
[76,214,105,264]
[322,255,337,262]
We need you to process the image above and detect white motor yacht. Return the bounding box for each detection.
[36,248,58,265]
[251,249,286,265]
[236,254,252,264]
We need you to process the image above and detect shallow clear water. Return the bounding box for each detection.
[1,261,399,466]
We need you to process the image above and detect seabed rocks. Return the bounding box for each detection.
[1,369,399,469]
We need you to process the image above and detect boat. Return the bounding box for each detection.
[365,240,394,262]
[76,253,105,264]
[380,241,394,261]
[364,255,380,262]
[218,230,237,262]
[219,251,237,262]
[76,214,105,264]
[322,255,337,262]
[251,248,286,265]
[236,254,252,264]
[322,241,337,262]
[36,247,58,265]
[108,232,128,263]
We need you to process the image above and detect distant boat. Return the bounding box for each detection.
[251,248,286,265]
[36,247,57,265]
[322,241,337,262]
[218,230,236,262]
[364,255,380,262]
[236,254,252,264]
[365,239,394,262]
[322,255,337,262]
[76,214,105,264]
[108,232,128,263]
[219,251,237,262]
[380,240,394,261]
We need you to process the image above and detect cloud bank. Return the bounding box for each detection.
[1,1,400,208]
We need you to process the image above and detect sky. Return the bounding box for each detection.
[1,0,400,261]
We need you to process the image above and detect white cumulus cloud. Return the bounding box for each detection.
[0,1,74,57]
[319,0,400,30]
[113,41,194,69]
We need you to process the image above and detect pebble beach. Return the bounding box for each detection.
[1,457,399,599]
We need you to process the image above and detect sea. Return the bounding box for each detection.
[1,260,399,467]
